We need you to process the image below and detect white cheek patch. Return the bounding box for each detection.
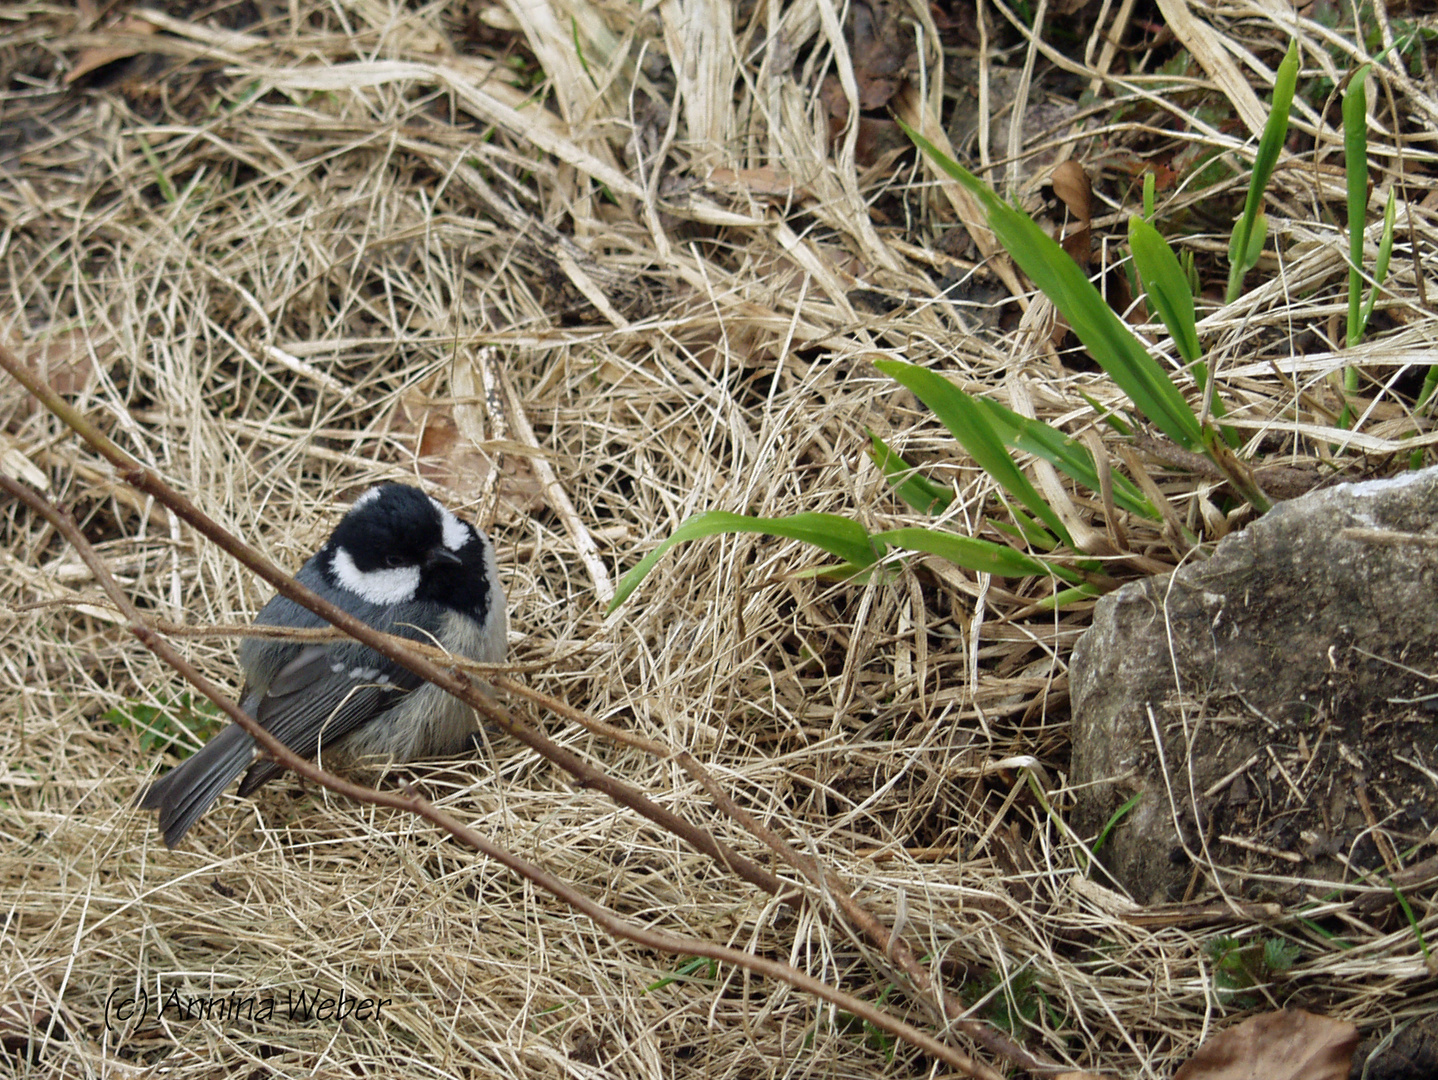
[350,486,385,511]
[429,497,472,552]
[330,546,420,604]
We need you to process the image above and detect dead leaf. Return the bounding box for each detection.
[1051,160,1093,268]
[1051,160,1092,221]
[3,328,101,429]
[1173,1009,1357,1080]
[0,997,61,1059]
[64,16,158,83]
[849,0,914,110]
[391,393,540,513]
[705,167,806,200]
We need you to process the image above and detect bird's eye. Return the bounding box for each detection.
[384,555,406,569]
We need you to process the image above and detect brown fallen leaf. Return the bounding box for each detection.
[705,167,806,201]
[1173,1009,1357,1080]
[64,15,158,83]
[849,0,915,111]
[391,391,540,515]
[1050,159,1093,269]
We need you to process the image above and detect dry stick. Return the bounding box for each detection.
[0,474,997,1080]
[496,678,1064,1077]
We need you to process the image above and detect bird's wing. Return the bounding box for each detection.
[236,645,420,788]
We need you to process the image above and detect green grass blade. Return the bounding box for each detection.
[1077,391,1132,435]
[1128,216,1237,443]
[1360,188,1397,328]
[1345,64,1372,347]
[609,511,882,610]
[1091,792,1143,854]
[973,397,1160,519]
[1128,215,1201,364]
[994,507,1060,551]
[1033,582,1104,609]
[135,135,178,204]
[872,526,1084,583]
[900,122,1204,451]
[866,429,955,515]
[875,359,1074,546]
[1226,40,1299,303]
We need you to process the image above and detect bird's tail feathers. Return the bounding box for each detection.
[136,722,256,848]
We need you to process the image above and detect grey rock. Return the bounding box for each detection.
[1070,467,1438,903]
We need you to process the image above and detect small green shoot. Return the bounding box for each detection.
[1226,41,1299,303]
[1091,792,1142,855]
[1339,64,1398,429]
[1344,63,1373,349]
[1360,189,1398,334]
[104,691,222,755]
[959,966,1051,1036]
[1206,935,1301,1006]
[571,17,599,90]
[815,983,899,1061]
[1390,882,1432,965]
[135,135,178,204]
[643,956,718,993]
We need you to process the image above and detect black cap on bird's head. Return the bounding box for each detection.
[322,484,484,607]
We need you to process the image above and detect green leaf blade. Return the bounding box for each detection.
[609,511,881,611]
[866,430,954,515]
[900,122,1204,451]
[1225,39,1299,302]
[1128,215,1201,364]
[974,397,1161,520]
[1345,64,1372,346]
[871,526,1063,580]
[875,359,1073,546]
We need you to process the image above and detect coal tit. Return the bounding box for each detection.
[139,483,506,848]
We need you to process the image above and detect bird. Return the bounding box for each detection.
[138,483,507,848]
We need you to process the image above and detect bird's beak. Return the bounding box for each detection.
[425,546,464,568]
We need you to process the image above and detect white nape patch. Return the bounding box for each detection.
[429,497,471,552]
[349,667,380,681]
[350,486,385,511]
[330,546,420,604]
[330,661,345,674]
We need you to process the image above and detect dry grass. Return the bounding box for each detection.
[3,0,1437,1076]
